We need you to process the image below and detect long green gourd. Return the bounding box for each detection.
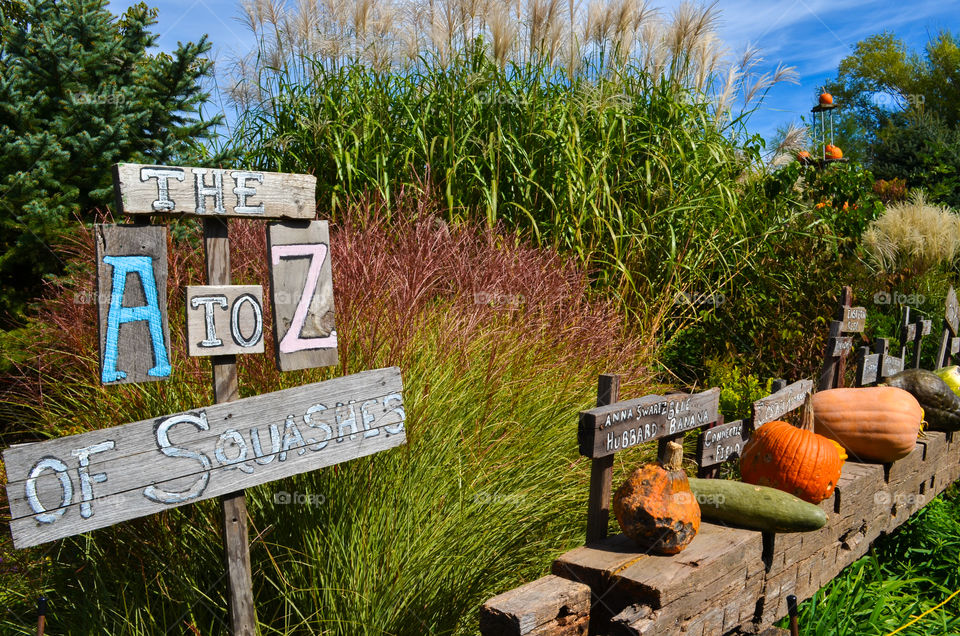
[689,478,827,533]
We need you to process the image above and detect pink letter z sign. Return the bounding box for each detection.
[267,220,338,371]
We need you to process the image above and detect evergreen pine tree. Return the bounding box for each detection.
[0,0,223,321]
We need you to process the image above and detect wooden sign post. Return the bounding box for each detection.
[4,163,407,636]
[819,287,864,390]
[579,384,720,542]
[937,287,959,368]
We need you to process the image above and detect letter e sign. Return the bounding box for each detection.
[267,220,338,371]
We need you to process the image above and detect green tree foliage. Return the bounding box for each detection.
[823,31,960,204]
[0,0,222,321]
[871,113,960,208]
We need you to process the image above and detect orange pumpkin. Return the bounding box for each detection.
[797,150,811,162]
[819,92,833,106]
[740,397,846,503]
[825,144,843,159]
[613,441,700,554]
[812,387,922,463]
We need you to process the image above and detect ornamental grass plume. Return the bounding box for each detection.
[862,190,960,274]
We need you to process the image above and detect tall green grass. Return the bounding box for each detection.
[226,1,804,335]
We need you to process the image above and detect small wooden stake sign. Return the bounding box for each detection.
[4,163,405,636]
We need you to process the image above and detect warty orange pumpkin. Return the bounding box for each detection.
[812,386,922,463]
[740,396,846,503]
[613,440,700,554]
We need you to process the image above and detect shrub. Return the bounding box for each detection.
[862,191,960,274]
[0,0,223,321]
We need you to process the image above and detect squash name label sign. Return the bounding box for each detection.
[578,388,720,458]
[3,368,404,549]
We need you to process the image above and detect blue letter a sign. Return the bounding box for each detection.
[95,225,172,385]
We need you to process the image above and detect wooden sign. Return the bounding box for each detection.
[578,388,720,458]
[918,320,932,337]
[267,221,338,371]
[698,419,747,468]
[830,336,854,357]
[840,306,866,333]
[3,367,404,549]
[95,224,171,385]
[113,163,316,219]
[856,350,880,386]
[752,379,813,427]
[952,338,960,355]
[902,323,917,343]
[881,355,904,377]
[946,287,959,335]
[186,285,265,356]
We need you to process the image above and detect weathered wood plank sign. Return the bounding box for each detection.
[946,287,959,335]
[938,287,959,368]
[186,285,265,356]
[752,379,814,427]
[840,306,866,333]
[113,163,316,219]
[881,354,904,377]
[873,338,904,380]
[267,221,338,371]
[698,419,746,468]
[819,287,858,391]
[578,388,721,458]
[3,368,404,549]
[95,224,172,385]
[856,348,880,386]
[831,336,853,357]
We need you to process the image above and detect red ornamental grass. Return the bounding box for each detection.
[1,192,649,444]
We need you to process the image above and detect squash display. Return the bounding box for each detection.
[883,369,960,431]
[825,144,843,159]
[740,398,845,503]
[689,478,827,533]
[613,441,700,554]
[812,386,922,462]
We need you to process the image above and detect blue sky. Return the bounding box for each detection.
[108,0,958,148]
